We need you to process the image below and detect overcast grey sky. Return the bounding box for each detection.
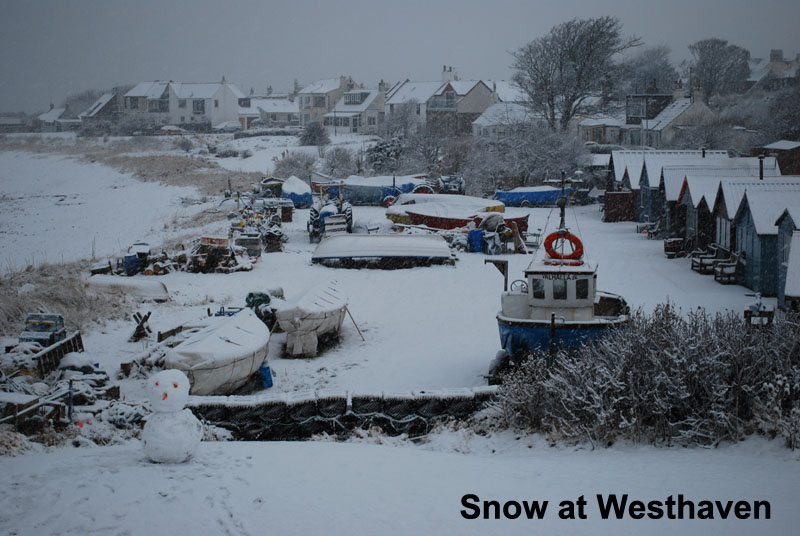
[1,0,797,113]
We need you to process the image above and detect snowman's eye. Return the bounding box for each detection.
[173,382,178,388]
[155,381,159,386]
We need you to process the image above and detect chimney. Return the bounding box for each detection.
[759,153,764,180]
[221,75,226,84]
[701,147,706,158]
[692,78,704,103]
[673,79,685,101]
[49,102,54,110]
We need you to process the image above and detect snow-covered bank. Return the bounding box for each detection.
[0,152,204,272]
[0,436,797,535]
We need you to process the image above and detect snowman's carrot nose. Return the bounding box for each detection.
[162,393,168,401]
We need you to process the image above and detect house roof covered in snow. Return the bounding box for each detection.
[251,98,297,115]
[679,176,728,209]
[785,230,800,297]
[299,78,342,95]
[718,177,800,219]
[38,107,65,123]
[385,81,443,105]
[126,81,168,99]
[775,205,800,227]
[326,90,380,115]
[763,140,800,151]
[171,82,244,99]
[579,114,626,127]
[662,157,781,202]
[433,80,487,96]
[79,93,115,118]
[735,190,800,235]
[486,80,525,103]
[642,98,693,131]
[612,150,729,190]
[473,102,530,126]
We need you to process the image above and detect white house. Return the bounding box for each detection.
[123,80,246,128]
[323,89,385,134]
[168,80,244,128]
[384,80,443,126]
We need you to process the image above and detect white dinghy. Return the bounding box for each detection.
[163,308,269,395]
[275,282,348,358]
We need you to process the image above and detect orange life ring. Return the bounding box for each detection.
[544,231,584,260]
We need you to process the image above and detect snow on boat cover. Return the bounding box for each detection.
[86,274,169,302]
[163,308,269,395]
[311,234,454,268]
[275,282,348,357]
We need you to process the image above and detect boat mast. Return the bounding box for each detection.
[557,170,567,232]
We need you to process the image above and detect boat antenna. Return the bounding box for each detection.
[557,170,568,232]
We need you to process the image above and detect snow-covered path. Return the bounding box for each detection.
[1,437,797,535]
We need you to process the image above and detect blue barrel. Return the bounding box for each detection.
[259,364,274,388]
[122,255,140,276]
[468,229,484,253]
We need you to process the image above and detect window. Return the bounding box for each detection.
[303,96,311,109]
[214,99,219,108]
[180,116,185,123]
[314,96,326,108]
[553,279,567,300]
[178,99,186,108]
[368,116,376,126]
[127,97,138,110]
[192,100,205,114]
[416,104,421,115]
[148,100,159,112]
[271,114,277,121]
[576,279,588,300]
[390,104,394,114]
[323,117,331,126]
[532,279,544,299]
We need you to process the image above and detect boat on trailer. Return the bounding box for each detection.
[488,172,629,383]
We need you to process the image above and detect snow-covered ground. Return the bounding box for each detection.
[1,146,796,535]
[0,151,203,272]
[1,435,797,535]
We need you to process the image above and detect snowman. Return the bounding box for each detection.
[142,369,203,463]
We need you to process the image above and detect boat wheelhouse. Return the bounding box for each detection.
[489,172,629,382]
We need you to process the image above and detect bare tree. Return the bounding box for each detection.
[512,16,640,131]
[322,146,356,178]
[768,85,800,140]
[465,123,588,195]
[383,100,421,139]
[272,151,317,181]
[615,45,679,97]
[688,38,750,100]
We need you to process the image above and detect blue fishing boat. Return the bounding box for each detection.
[488,173,629,383]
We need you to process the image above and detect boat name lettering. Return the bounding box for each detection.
[539,273,578,280]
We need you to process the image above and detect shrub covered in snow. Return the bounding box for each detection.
[498,305,800,449]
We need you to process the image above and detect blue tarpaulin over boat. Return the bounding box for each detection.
[494,186,571,207]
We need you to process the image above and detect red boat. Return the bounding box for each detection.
[404,204,529,232]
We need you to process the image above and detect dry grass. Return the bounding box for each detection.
[0,262,129,336]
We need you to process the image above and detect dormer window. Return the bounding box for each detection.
[344,92,367,105]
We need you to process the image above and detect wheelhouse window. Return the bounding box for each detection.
[531,279,545,299]
[576,278,589,299]
[553,279,567,300]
